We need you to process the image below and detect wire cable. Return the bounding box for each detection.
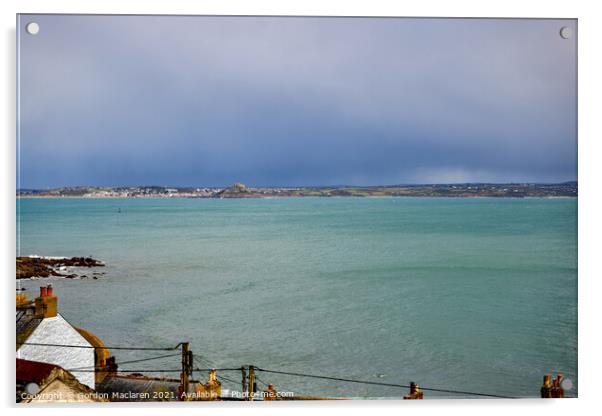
[17,341,181,351]
[255,367,514,399]
[254,374,301,399]
[18,340,517,399]
[194,356,215,368]
[67,352,181,371]
[217,374,241,385]
[254,375,269,387]
[70,369,182,373]
[68,367,242,373]
[193,367,243,372]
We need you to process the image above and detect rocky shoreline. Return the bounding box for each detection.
[16,256,105,280]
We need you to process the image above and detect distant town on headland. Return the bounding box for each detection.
[17,182,578,198]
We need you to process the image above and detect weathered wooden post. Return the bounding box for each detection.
[241,366,247,398]
[180,342,190,400]
[248,366,256,401]
[188,350,194,383]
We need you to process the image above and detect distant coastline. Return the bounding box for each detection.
[17,182,577,199]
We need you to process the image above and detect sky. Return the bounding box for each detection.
[17,15,577,188]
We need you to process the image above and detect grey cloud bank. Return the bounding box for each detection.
[18,15,577,188]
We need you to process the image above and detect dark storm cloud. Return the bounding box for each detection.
[17,15,577,188]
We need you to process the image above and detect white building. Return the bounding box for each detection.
[17,286,97,389]
[17,358,105,402]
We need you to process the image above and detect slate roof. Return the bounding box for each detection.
[96,374,189,401]
[16,307,42,349]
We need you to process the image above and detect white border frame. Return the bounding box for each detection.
[3,1,600,416]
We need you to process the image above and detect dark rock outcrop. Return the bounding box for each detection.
[16,256,105,279]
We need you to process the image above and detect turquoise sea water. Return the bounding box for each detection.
[16,197,577,398]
